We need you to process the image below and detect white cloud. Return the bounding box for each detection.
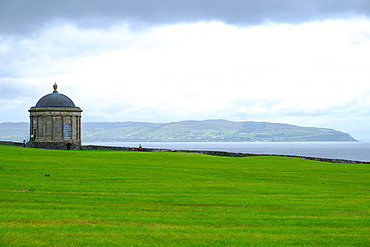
[1,18,370,139]
[238,104,271,115]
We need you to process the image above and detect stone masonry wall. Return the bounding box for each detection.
[27,141,81,150]
[1,141,369,164]
[81,145,370,164]
[0,141,26,147]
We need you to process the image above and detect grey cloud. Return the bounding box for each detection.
[1,0,369,35]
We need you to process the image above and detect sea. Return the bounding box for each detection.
[83,141,370,162]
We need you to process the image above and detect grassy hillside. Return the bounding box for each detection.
[0,120,356,142]
[0,145,369,246]
[82,120,356,142]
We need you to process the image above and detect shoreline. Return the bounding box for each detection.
[2,141,369,164]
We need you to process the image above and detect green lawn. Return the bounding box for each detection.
[0,145,369,246]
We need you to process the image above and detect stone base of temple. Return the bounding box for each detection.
[26,141,81,150]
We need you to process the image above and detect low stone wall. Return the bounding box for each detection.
[0,141,25,147]
[1,142,368,164]
[82,145,172,153]
[81,145,370,164]
[169,149,370,164]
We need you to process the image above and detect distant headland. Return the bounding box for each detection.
[0,119,356,142]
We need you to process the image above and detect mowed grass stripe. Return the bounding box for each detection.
[0,145,369,246]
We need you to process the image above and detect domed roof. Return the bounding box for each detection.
[35,83,77,108]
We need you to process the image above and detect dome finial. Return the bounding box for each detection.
[53,83,58,92]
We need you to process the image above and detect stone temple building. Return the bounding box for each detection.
[27,83,82,150]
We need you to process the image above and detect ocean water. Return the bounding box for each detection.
[83,141,370,162]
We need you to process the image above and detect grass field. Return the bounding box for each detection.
[0,145,369,246]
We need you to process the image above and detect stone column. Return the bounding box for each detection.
[52,115,55,139]
[43,115,46,141]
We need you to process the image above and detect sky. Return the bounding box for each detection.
[1,0,370,140]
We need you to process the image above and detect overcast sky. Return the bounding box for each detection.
[1,0,370,140]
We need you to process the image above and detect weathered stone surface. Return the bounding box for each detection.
[28,108,82,150]
[0,141,25,147]
[27,84,83,150]
[27,141,81,150]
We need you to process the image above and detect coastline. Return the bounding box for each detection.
[2,141,369,164]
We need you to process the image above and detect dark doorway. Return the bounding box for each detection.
[66,143,71,150]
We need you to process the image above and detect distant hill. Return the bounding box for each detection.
[0,120,356,142]
[81,120,357,142]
